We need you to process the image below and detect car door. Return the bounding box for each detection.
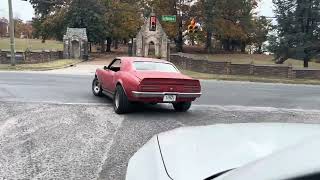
[101,59,121,93]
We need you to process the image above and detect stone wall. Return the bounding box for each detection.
[253,65,290,78]
[0,51,63,64]
[207,61,229,74]
[170,53,320,80]
[0,51,8,63]
[294,69,320,79]
[229,64,252,75]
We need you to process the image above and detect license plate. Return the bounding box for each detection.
[163,95,176,102]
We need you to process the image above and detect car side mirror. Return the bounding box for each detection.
[103,66,108,70]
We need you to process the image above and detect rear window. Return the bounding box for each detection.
[133,61,178,72]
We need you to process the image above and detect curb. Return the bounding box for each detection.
[0,59,85,72]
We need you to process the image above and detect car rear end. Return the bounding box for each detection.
[131,77,201,103]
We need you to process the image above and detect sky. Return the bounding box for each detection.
[0,0,275,22]
[0,0,35,22]
[256,0,274,17]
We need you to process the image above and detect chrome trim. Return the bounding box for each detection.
[132,91,202,98]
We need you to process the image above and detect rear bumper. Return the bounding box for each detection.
[132,91,202,98]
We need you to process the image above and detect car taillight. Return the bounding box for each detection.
[183,86,200,93]
[140,85,160,92]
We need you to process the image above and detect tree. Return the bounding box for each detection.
[201,0,215,53]
[194,0,259,53]
[0,18,9,37]
[252,16,272,54]
[28,0,108,48]
[14,19,24,38]
[271,0,320,67]
[145,0,193,52]
[103,0,143,51]
[67,0,108,49]
[29,0,68,16]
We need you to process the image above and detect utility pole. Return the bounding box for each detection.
[8,0,15,66]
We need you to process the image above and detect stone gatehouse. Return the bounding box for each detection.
[63,28,88,59]
[133,13,170,59]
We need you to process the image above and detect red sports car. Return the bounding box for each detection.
[92,57,202,114]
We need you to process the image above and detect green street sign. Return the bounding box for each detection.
[161,15,176,22]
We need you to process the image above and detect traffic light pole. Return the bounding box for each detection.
[8,0,15,66]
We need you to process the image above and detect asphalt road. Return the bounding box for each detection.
[1,72,320,179]
[1,72,320,109]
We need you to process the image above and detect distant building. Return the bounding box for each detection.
[0,17,9,37]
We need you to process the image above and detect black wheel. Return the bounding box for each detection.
[92,77,103,96]
[173,102,192,112]
[114,85,131,114]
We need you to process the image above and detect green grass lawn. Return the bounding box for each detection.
[184,53,320,69]
[0,38,63,52]
[0,59,81,71]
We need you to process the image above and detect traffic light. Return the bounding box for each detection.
[188,18,198,33]
[150,16,157,31]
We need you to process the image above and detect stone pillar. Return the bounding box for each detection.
[288,64,295,79]
[133,38,137,56]
[128,41,133,56]
[167,41,171,61]
[250,62,254,75]
[155,42,160,58]
[226,61,231,75]
[63,39,70,59]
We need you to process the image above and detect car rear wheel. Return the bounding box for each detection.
[114,85,131,114]
[92,77,103,96]
[173,102,192,112]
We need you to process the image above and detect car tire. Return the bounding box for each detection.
[114,85,131,114]
[173,102,192,112]
[92,77,103,96]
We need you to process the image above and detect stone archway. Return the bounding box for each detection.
[148,41,156,57]
[63,28,88,59]
[71,40,80,59]
[144,37,160,58]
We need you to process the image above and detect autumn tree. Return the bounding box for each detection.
[29,0,69,42]
[14,19,24,38]
[28,0,108,48]
[144,0,193,52]
[0,18,9,37]
[252,16,272,54]
[103,0,143,51]
[195,0,260,52]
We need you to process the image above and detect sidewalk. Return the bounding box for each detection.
[33,55,113,75]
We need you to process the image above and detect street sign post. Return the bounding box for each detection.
[161,15,176,22]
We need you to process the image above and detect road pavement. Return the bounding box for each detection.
[1,72,320,110]
[1,71,320,179]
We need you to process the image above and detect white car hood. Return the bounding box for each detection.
[157,123,320,180]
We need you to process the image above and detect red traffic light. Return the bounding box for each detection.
[150,16,157,31]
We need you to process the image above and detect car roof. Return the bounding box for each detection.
[117,57,171,64]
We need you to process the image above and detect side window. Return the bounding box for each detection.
[109,59,121,72]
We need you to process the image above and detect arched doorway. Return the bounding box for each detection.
[148,41,156,57]
[71,40,80,59]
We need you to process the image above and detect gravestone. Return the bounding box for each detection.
[132,13,170,59]
[63,28,88,60]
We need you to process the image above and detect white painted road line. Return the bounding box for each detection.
[193,104,320,113]
[2,99,320,114]
[0,100,110,106]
